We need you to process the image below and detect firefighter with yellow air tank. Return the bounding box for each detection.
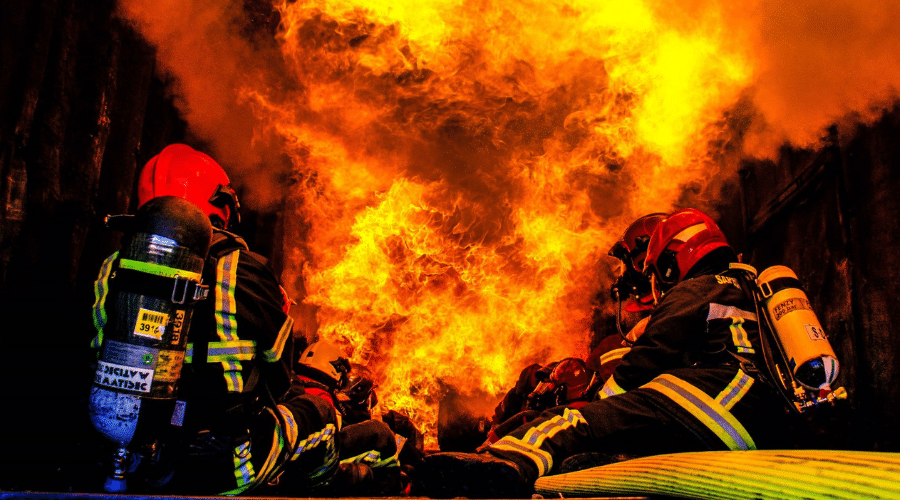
[419,208,832,499]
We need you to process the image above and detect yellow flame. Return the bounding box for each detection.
[240,0,757,445]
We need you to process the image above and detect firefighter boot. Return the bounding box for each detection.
[417,451,533,499]
[559,452,636,473]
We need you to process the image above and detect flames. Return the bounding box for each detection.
[117,0,900,445]
[242,0,751,443]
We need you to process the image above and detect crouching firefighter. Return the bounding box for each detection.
[89,144,340,495]
[287,339,404,496]
[419,208,796,499]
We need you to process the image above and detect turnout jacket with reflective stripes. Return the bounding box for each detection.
[177,230,293,412]
[604,266,764,394]
[599,264,788,450]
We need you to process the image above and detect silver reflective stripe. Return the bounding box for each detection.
[707,303,757,322]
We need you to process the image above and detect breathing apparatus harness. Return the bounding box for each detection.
[728,263,847,414]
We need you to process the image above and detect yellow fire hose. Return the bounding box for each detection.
[534,450,900,499]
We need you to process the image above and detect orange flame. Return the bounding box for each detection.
[241,0,754,443]
[118,0,900,445]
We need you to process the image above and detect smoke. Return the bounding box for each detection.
[732,0,900,156]
[119,0,900,169]
[116,0,290,208]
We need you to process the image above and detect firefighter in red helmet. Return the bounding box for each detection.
[418,208,792,499]
[600,212,667,371]
[90,144,339,495]
[137,143,241,230]
[479,213,666,452]
[608,212,666,312]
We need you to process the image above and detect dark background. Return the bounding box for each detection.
[1,0,898,493]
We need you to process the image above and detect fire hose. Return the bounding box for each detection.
[534,449,900,499]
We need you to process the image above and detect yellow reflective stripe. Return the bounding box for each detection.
[341,450,382,465]
[277,405,299,452]
[730,317,755,354]
[304,425,339,481]
[340,450,399,469]
[291,423,337,462]
[490,408,587,477]
[599,347,630,366]
[118,258,202,281]
[184,340,258,364]
[715,370,754,411]
[263,315,293,362]
[91,251,119,348]
[255,407,287,487]
[643,374,756,451]
[207,340,257,362]
[492,440,553,478]
[222,440,255,495]
[215,250,243,393]
[600,374,626,399]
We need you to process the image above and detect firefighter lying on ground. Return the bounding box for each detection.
[291,338,425,496]
[418,208,793,498]
[89,144,339,495]
[478,213,664,452]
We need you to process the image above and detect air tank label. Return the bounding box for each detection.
[154,350,185,382]
[134,308,169,340]
[170,310,185,345]
[95,360,153,393]
[805,324,827,341]
[772,297,811,320]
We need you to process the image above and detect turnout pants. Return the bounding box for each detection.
[487,369,789,482]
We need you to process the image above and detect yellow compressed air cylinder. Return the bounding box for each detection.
[756,266,839,391]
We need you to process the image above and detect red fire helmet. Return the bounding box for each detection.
[643,208,730,292]
[549,358,592,401]
[137,144,240,229]
[608,213,667,309]
[608,212,667,273]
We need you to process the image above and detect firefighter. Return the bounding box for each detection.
[90,144,339,495]
[290,338,410,496]
[480,213,666,450]
[419,208,792,498]
[589,212,667,383]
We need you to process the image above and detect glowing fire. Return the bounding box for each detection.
[239,0,752,443]
[118,0,900,445]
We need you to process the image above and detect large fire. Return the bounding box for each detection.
[244,0,750,442]
[117,0,900,445]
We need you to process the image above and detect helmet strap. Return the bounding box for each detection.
[209,184,242,229]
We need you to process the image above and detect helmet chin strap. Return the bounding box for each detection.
[650,273,662,304]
